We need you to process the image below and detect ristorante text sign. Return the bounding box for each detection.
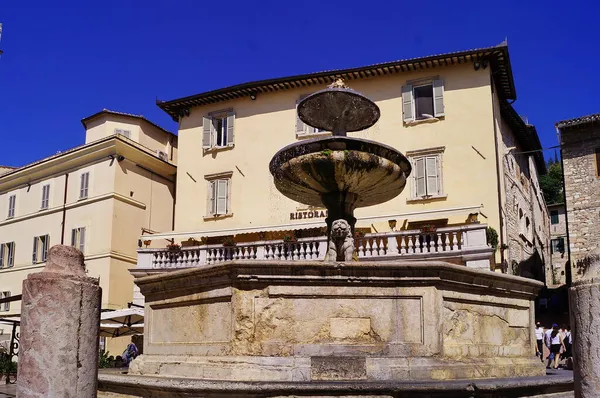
[290,210,328,220]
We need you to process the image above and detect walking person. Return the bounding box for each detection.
[545,324,565,369]
[534,322,544,362]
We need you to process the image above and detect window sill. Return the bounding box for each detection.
[296,132,332,140]
[404,117,443,127]
[406,194,447,204]
[204,145,234,154]
[203,213,234,221]
[78,197,88,201]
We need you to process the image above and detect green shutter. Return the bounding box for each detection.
[433,79,445,117]
[226,112,235,146]
[402,85,414,123]
[202,117,212,149]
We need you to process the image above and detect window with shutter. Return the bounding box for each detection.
[80,172,90,199]
[205,174,232,218]
[403,78,445,123]
[41,184,50,209]
[408,149,444,200]
[203,111,236,150]
[6,242,14,267]
[33,235,50,263]
[3,292,10,311]
[0,244,4,268]
[71,227,86,253]
[7,195,15,219]
[32,237,38,263]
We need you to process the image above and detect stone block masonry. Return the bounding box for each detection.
[17,245,102,398]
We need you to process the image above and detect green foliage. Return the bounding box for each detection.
[320,149,333,156]
[99,350,113,369]
[539,159,564,205]
[486,227,499,250]
[0,349,17,375]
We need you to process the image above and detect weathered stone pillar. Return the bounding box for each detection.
[17,245,101,398]
[569,252,600,397]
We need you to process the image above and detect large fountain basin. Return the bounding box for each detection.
[269,136,411,208]
[128,260,545,383]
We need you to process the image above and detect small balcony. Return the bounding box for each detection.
[136,224,494,271]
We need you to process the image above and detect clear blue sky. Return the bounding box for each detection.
[0,0,596,168]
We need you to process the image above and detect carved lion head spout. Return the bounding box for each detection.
[330,219,352,240]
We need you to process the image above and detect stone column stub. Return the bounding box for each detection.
[17,245,102,398]
[569,251,600,398]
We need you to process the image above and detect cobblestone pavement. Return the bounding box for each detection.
[0,383,16,397]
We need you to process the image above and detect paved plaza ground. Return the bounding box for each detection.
[0,369,574,398]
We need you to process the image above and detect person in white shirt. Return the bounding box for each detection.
[534,322,544,361]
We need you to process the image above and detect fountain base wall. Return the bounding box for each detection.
[130,260,545,382]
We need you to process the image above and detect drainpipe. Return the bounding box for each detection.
[60,173,69,244]
[557,127,573,286]
[490,75,506,270]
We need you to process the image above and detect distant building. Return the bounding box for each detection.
[133,43,549,291]
[547,203,567,286]
[557,113,600,280]
[0,110,177,354]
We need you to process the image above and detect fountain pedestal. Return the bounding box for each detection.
[128,260,544,383]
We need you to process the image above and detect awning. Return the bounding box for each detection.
[140,204,483,241]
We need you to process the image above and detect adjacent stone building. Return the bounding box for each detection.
[547,203,567,286]
[557,113,600,280]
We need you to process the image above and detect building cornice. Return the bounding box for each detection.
[0,192,146,227]
[0,135,176,192]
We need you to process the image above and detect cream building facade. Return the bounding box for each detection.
[137,43,549,287]
[0,110,177,353]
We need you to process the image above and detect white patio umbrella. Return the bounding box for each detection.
[99,323,144,338]
[99,307,144,337]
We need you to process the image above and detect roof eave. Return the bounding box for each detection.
[157,43,516,121]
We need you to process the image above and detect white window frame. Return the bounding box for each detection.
[406,147,445,201]
[0,242,15,268]
[7,194,15,219]
[205,172,232,218]
[115,128,131,139]
[412,83,435,120]
[203,110,235,150]
[402,77,445,123]
[71,227,86,254]
[80,172,90,199]
[41,184,50,210]
[2,292,10,312]
[33,234,50,264]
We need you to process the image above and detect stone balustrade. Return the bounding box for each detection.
[137,224,493,270]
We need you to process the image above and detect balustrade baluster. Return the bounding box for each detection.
[452,232,459,251]
[399,235,406,254]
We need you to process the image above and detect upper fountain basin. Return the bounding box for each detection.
[269,136,411,208]
[297,87,380,134]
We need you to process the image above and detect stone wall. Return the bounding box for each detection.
[548,204,567,286]
[561,124,600,280]
[500,119,550,281]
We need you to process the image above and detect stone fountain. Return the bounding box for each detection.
[270,80,411,261]
[98,82,570,397]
